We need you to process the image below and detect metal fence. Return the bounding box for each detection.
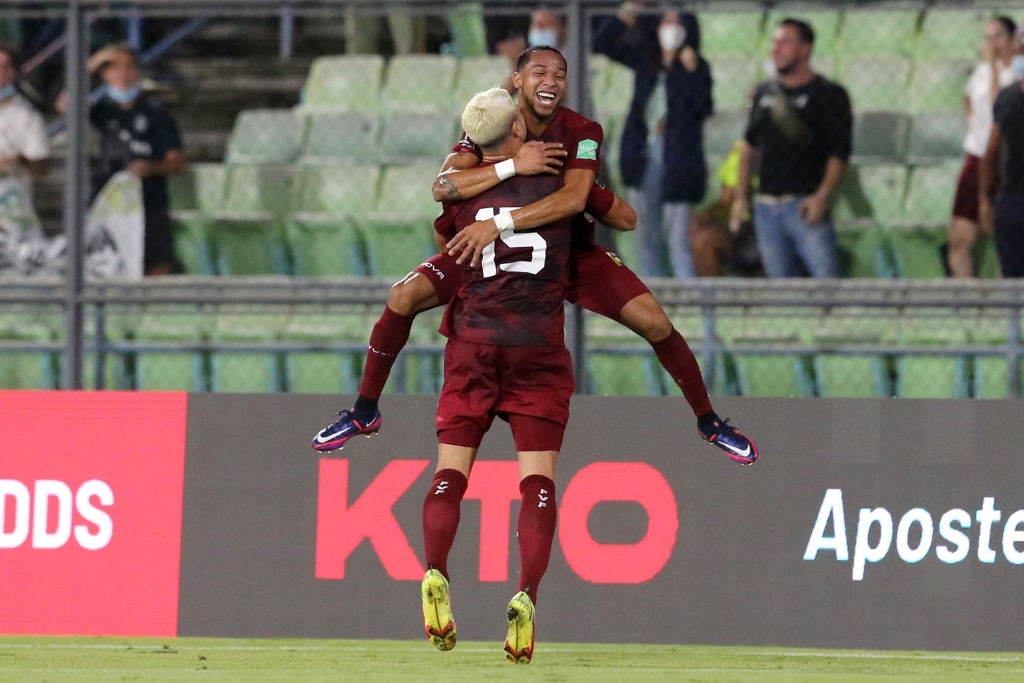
[2,1,1024,394]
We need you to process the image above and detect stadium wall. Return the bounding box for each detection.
[1,391,1022,651]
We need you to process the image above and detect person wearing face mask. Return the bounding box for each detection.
[593,3,713,278]
[0,44,49,199]
[86,43,187,276]
[948,17,1018,278]
[979,27,1024,278]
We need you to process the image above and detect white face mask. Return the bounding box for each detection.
[528,28,559,48]
[658,24,685,53]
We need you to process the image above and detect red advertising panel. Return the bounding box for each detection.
[0,391,188,636]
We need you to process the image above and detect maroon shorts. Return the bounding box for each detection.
[566,246,651,320]
[952,154,981,221]
[408,252,463,306]
[436,340,573,451]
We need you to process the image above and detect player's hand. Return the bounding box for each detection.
[979,196,995,233]
[799,192,828,225]
[447,218,499,267]
[513,141,566,176]
[728,196,749,235]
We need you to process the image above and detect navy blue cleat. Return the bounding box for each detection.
[699,415,758,465]
[312,408,382,452]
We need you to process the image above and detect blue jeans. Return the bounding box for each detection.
[629,135,695,279]
[752,196,839,278]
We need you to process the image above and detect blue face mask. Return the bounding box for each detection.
[0,83,16,100]
[105,84,140,103]
[1012,55,1024,79]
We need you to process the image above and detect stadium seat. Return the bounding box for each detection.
[287,163,378,277]
[584,315,664,396]
[699,11,765,58]
[133,308,210,392]
[302,54,384,112]
[211,164,294,275]
[0,316,59,389]
[447,3,488,57]
[452,55,513,112]
[592,59,633,135]
[380,54,459,112]
[716,309,817,398]
[703,108,748,157]
[906,110,966,164]
[209,304,290,393]
[812,308,896,397]
[836,224,896,278]
[168,162,227,214]
[709,57,760,111]
[907,58,975,113]
[225,109,306,164]
[969,311,1013,398]
[396,306,446,395]
[360,163,441,277]
[887,227,948,279]
[171,213,216,275]
[300,110,380,164]
[838,57,911,111]
[834,163,907,229]
[835,8,920,59]
[220,163,293,217]
[851,111,910,163]
[896,162,960,229]
[282,308,370,394]
[377,110,460,165]
[894,315,970,398]
[916,7,991,59]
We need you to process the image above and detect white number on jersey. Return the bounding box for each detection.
[475,207,547,278]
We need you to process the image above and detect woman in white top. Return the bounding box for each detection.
[948,17,1017,278]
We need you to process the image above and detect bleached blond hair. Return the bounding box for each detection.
[461,87,517,148]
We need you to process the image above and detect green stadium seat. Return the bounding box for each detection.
[969,311,1014,398]
[836,224,896,278]
[171,213,216,275]
[398,307,446,395]
[133,308,211,392]
[896,162,960,229]
[895,315,970,398]
[378,110,459,165]
[282,308,370,394]
[447,3,488,57]
[887,227,948,279]
[812,308,896,397]
[907,58,975,113]
[289,162,379,216]
[699,11,765,58]
[302,55,384,112]
[0,316,59,389]
[380,54,459,112]
[916,7,991,59]
[836,8,921,59]
[851,111,909,163]
[834,163,907,228]
[838,57,911,111]
[709,58,760,111]
[209,304,290,393]
[452,55,513,112]
[906,110,966,164]
[703,108,748,157]
[716,309,816,398]
[592,59,633,134]
[219,164,293,217]
[225,109,306,164]
[360,163,442,277]
[300,111,380,164]
[211,164,294,275]
[168,162,226,214]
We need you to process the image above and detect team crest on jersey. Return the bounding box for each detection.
[576,139,598,160]
[604,250,623,266]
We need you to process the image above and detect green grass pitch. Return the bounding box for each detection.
[1,637,1023,682]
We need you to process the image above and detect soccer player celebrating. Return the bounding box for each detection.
[311,46,757,466]
[420,86,574,664]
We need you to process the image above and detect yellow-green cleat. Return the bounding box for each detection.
[503,591,535,664]
[421,569,457,651]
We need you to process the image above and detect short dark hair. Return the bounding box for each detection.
[994,16,1017,38]
[0,43,21,71]
[779,18,815,46]
[516,45,566,72]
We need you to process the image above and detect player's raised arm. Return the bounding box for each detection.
[587,183,636,232]
[432,140,566,203]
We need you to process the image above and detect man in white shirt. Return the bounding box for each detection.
[0,44,50,197]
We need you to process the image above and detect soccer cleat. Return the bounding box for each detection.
[504,591,535,664]
[421,569,457,651]
[311,408,382,452]
[699,415,758,465]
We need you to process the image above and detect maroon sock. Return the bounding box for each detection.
[358,306,415,400]
[516,475,557,605]
[422,469,468,581]
[651,328,713,417]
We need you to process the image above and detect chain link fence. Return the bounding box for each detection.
[1,1,1023,396]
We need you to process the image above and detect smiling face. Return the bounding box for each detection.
[512,48,567,126]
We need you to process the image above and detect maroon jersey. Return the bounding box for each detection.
[440,164,571,346]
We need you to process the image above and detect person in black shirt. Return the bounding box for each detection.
[88,43,186,275]
[980,64,1024,277]
[730,18,851,278]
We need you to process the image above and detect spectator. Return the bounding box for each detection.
[689,140,762,277]
[87,43,186,275]
[949,16,1017,278]
[730,18,851,279]
[497,7,568,92]
[979,31,1024,278]
[0,43,49,200]
[594,3,713,278]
